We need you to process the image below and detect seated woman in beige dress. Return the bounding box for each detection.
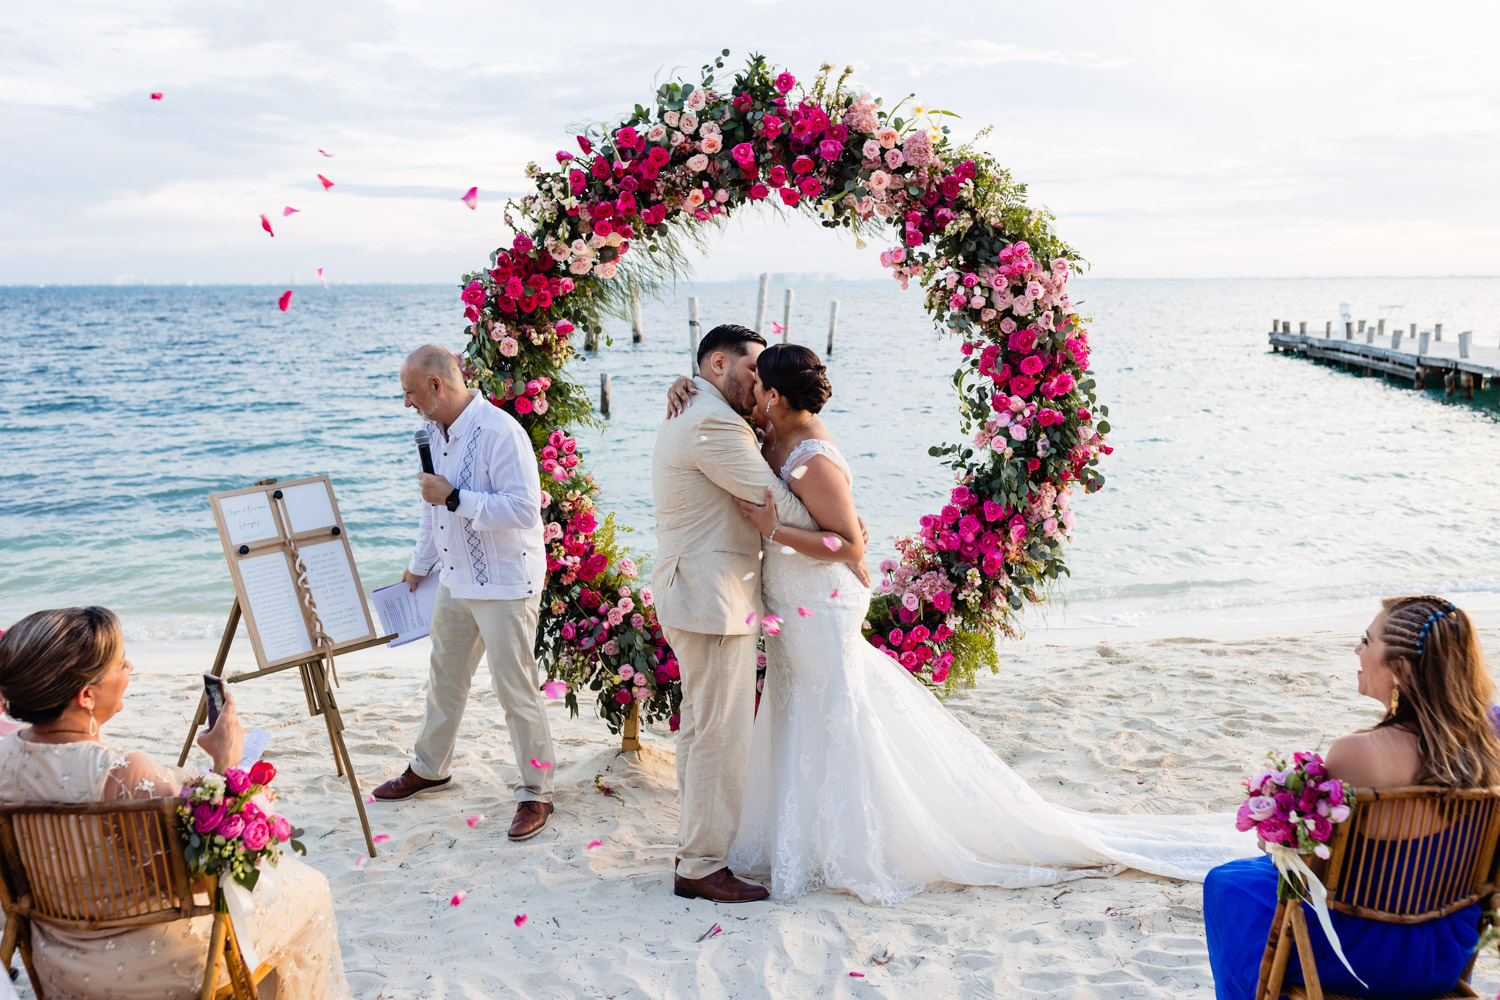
[0,607,352,1000]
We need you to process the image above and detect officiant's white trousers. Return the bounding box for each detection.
[412,585,553,803]
[663,626,759,880]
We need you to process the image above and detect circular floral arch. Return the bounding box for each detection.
[457,52,1111,733]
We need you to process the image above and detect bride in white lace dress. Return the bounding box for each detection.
[672,345,1253,905]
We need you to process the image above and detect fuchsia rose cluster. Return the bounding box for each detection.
[1236,752,1354,861]
[177,760,299,890]
[456,53,1108,716]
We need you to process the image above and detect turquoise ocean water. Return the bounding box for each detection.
[3,278,1499,641]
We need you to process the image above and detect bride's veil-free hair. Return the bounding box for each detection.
[757,344,831,414]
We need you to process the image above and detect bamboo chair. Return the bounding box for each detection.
[1254,785,1500,1000]
[0,797,271,1000]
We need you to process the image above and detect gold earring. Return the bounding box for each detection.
[88,710,98,737]
[1390,685,1400,715]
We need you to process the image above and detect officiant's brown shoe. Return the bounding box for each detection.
[372,766,451,801]
[508,801,554,841]
[673,867,770,903]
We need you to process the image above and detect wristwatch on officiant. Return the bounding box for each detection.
[444,488,461,512]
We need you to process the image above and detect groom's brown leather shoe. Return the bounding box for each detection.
[673,867,770,902]
[372,766,451,801]
[508,801,554,841]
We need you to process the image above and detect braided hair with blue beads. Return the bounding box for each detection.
[1375,595,1500,787]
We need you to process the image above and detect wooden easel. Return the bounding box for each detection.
[178,477,394,857]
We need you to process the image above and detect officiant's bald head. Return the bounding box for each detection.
[400,345,469,427]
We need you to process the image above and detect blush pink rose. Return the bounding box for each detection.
[240,818,271,852]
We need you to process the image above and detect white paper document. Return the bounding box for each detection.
[371,574,438,647]
[299,539,371,643]
[237,551,314,662]
[219,491,277,547]
[280,480,338,534]
[238,727,273,769]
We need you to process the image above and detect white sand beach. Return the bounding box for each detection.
[11,613,1500,1000]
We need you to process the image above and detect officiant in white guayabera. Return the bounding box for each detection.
[375,345,557,843]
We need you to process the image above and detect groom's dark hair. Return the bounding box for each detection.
[697,324,766,368]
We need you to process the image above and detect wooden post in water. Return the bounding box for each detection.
[755,273,769,335]
[688,297,700,377]
[1418,330,1431,356]
[1325,320,1332,336]
[1459,331,1473,359]
[1444,371,1456,396]
[826,300,840,356]
[1461,372,1475,399]
[1358,320,1366,334]
[631,287,644,343]
[1392,328,1404,352]
[1299,321,1307,335]
[600,373,611,416]
[1367,325,1376,345]
[1410,322,1417,337]
[1435,323,1443,341]
[1345,321,1354,340]
[781,288,794,343]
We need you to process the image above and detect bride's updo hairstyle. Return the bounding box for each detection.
[1375,595,1500,787]
[757,344,832,414]
[0,607,121,724]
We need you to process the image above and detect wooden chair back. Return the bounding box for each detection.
[1255,785,1500,1000]
[0,797,262,1000]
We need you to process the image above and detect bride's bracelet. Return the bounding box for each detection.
[768,524,781,542]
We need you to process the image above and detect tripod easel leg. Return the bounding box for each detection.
[309,655,377,857]
[180,599,241,767]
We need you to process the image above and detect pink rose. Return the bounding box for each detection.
[931,664,949,683]
[1234,800,1257,832]
[931,592,952,612]
[215,814,246,840]
[797,177,821,198]
[779,188,801,207]
[514,396,533,415]
[748,183,769,201]
[792,155,815,174]
[614,689,632,705]
[192,800,229,834]
[1246,795,1277,821]
[223,769,251,795]
[1308,814,1333,842]
[731,142,756,168]
[774,72,795,94]
[1257,816,1294,844]
[240,818,271,852]
[271,816,292,843]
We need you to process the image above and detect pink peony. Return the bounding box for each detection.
[1235,800,1257,832]
[271,816,292,842]
[240,818,271,852]
[224,769,251,795]
[192,800,229,834]
[215,814,245,840]
[1257,816,1294,844]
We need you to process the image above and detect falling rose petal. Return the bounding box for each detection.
[277,290,293,311]
[318,174,334,190]
[282,206,299,217]
[850,972,866,978]
[449,891,467,907]
[741,572,755,581]
[260,214,274,237]
[461,186,478,210]
[467,814,484,828]
[373,834,391,844]
[790,465,809,480]
[150,92,163,101]
[316,267,329,289]
[530,759,553,770]
[830,589,839,599]
[587,840,603,850]
[318,149,335,157]
[514,913,528,927]
[797,607,813,618]
[355,856,367,868]
[771,321,786,337]
[366,794,375,804]
[822,536,842,552]
[543,680,567,699]
[710,925,722,937]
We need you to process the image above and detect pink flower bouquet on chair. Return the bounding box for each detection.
[1237,751,1355,897]
[177,761,303,892]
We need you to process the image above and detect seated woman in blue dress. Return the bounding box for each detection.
[1204,595,1500,1000]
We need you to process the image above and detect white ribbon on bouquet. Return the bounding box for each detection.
[1267,844,1368,989]
[220,866,277,972]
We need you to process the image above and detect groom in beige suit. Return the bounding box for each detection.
[652,324,817,902]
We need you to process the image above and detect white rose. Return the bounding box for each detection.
[686,89,706,111]
[647,124,667,142]
[663,110,680,127]
[680,111,698,134]
[700,121,721,138]
[686,153,709,172]
[671,131,685,147]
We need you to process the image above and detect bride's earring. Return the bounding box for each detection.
[1390,685,1400,715]
[88,709,98,737]
[764,399,771,414]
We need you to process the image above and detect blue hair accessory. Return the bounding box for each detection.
[1414,602,1459,654]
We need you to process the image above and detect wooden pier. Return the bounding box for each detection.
[1268,320,1500,400]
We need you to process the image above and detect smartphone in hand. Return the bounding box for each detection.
[203,674,227,730]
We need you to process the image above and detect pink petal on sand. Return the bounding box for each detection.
[514,913,528,927]
[373,834,390,844]
[797,607,814,617]
[318,149,335,157]
[277,290,293,312]
[530,759,553,770]
[461,186,478,210]
[822,536,842,551]
[543,680,567,699]
[260,214,274,237]
[587,840,603,850]
[355,856,367,867]
[467,814,484,828]
[316,267,329,289]
[449,891,467,907]
[282,206,299,216]
[150,92,163,100]
[318,174,334,190]
[830,589,839,599]
[850,972,866,977]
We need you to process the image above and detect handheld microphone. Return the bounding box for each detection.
[414,429,435,474]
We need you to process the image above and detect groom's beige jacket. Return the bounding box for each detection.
[651,376,816,635]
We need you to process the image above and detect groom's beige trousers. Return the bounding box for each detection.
[663,625,760,880]
[412,584,554,803]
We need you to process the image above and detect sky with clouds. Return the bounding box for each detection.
[2,1,1497,285]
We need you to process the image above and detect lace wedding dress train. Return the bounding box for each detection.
[726,439,1256,905]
